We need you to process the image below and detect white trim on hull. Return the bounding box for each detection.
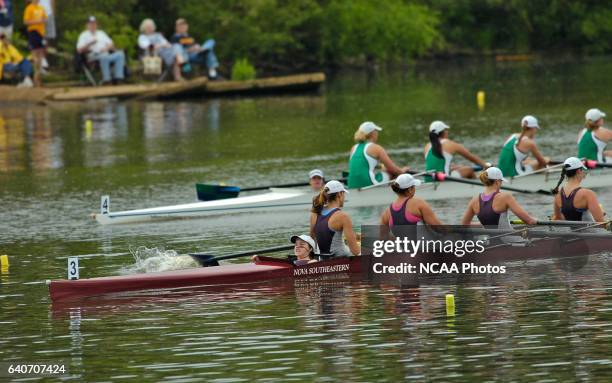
[93,167,611,225]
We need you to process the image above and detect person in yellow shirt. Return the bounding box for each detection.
[0,32,33,87]
[23,0,46,86]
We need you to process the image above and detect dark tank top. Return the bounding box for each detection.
[314,208,339,254]
[477,191,501,226]
[560,187,586,221]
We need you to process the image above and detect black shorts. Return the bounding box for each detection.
[27,30,46,50]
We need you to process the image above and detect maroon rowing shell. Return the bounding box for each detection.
[48,257,362,302]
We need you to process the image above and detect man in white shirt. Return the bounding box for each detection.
[76,16,125,84]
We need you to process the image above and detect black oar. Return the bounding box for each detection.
[189,244,294,267]
[431,173,552,195]
[511,219,611,228]
[196,177,347,201]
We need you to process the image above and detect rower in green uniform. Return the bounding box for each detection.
[498,115,549,177]
[578,108,612,163]
[424,121,488,181]
[347,121,409,189]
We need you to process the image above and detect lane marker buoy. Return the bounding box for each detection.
[446,294,455,317]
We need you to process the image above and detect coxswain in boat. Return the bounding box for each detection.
[347,121,410,189]
[252,234,319,265]
[551,157,605,222]
[461,167,537,228]
[380,174,443,237]
[424,121,489,180]
[578,108,612,163]
[498,115,549,177]
[308,169,325,192]
[310,180,360,256]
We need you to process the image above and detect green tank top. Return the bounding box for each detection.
[347,142,382,188]
[577,129,601,161]
[498,136,519,177]
[424,147,447,182]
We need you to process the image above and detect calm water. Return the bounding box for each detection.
[1,57,611,382]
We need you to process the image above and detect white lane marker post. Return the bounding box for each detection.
[68,257,80,280]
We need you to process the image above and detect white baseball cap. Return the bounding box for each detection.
[429,121,450,134]
[486,167,508,183]
[585,108,606,122]
[563,157,587,171]
[521,115,539,129]
[324,180,349,194]
[309,169,324,179]
[394,174,421,189]
[359,121,382,135]
[290,234,320,254]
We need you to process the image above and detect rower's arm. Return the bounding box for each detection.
[506,194,537,224]
[341,214,361,255]
[418,201,443,226]
[375,146,406,177]
[527,141,548,166]
[454,143,488,168]
[585,190,606,222]
[596,127,612,142]
[551,195,564,220]
[460,198,477,225]
[309,213,317,239]
[379,209,392,240]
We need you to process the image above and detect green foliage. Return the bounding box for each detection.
[8,0,612,73]
[231,58,256,81]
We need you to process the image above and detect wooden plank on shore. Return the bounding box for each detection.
[206,73,326,93]
[50,83,155,101]
[0,86,56,103]
[0,72,326,103]
[135,77,208,100]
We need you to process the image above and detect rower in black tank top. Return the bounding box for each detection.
[314,208,339,254]
[477,191,501,226]
[560,187,587,221]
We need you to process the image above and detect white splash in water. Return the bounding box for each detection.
[122,246,198,274]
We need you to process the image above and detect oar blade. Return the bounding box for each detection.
[196,183,241,201]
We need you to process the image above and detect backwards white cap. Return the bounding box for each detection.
[309,169,324,179]
[585,108,606,122]
[359,121,382,135]
[563,157,587,171]
[486,167,509,183]
[290,234,320,254]
[521,115,539,129]
[429,121,450,134]
[325,180,349,194]
[394,174,421,189]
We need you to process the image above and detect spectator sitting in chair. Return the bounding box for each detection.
[76,16,126,85]
[171,18,219,79]
[0,32,34,87]
[138,18,185,81]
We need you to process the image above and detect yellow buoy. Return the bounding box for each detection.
[477,90,485,111]
[0,255,8,272]
[445,294,455,316]
[85,119,93,139]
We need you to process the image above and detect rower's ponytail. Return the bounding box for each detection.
[429,131,443,159]
[552,167,581,195]
[551,168,566,195]
[479,171,495,186]
[585,120,597,131]
[312,188,328,214]
[312,187,342,214]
